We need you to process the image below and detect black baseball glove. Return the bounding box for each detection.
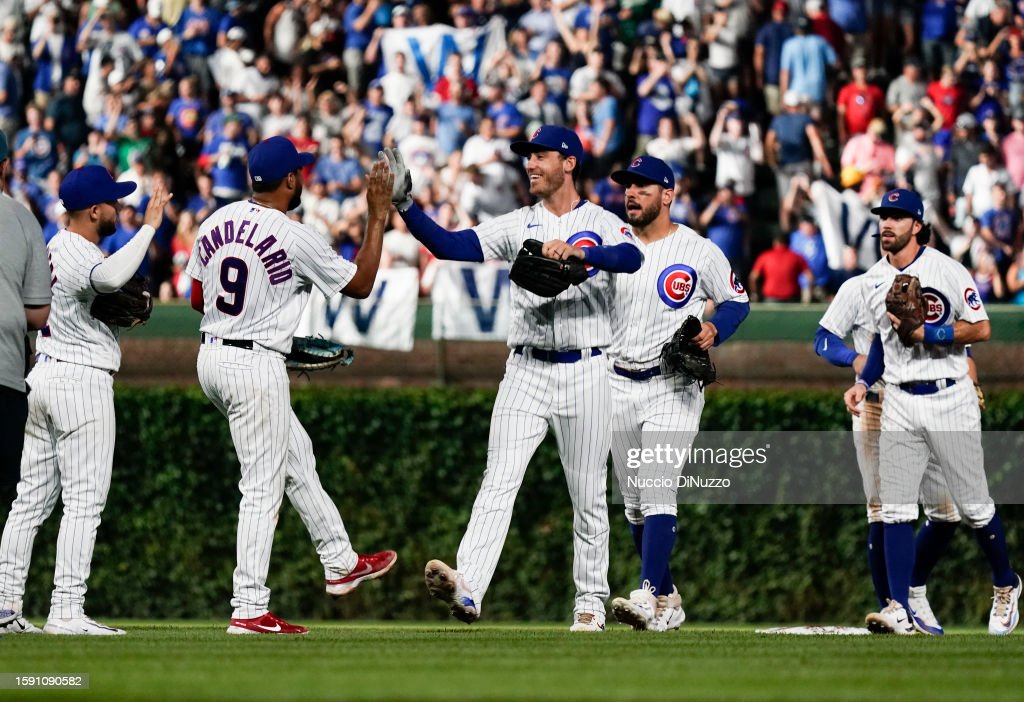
[509,239,589,297]
[285,336,355,372]
[90,275,153,329]
[660,315,717,389]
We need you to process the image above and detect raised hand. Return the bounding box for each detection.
[367,156,396,217]
[143,182,173,230]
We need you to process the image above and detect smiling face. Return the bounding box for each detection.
[524,150,572,198]
[623,181,670,228]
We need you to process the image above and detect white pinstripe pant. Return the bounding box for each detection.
[879,380,994,527]
[198,345,358,620]
[609,373,703,522]
[457,350,612,617]
[0,360,114,620]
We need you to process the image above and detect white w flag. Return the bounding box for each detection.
[380,16,507,88]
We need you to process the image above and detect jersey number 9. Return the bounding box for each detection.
[217,257,248,316]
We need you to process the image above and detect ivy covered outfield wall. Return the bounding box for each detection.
[6,388,1023,625]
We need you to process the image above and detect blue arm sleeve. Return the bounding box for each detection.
[859,334,885,386]
[709,300,750,346]
[580,243,643,273]
[814,326,859,367]
[399,202,484,262]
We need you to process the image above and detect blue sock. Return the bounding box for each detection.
[973,513,1017,587]
[640,515,676,596]
[867,522,889,609]
[884,523,915,609]
[629,521,644,559]
[659,563,675,597]
[911,520,958,587]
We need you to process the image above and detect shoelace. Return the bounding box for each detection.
[641,579,657,598]
[993,585,1015,618]
[882,599,904,616]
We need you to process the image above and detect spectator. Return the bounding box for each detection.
[45,72,89,157]
[896,119,944,211]
[531,40,572,117]
[969,58,1008,123]
[1006,248,1024,303]
[948,113,984,219]
[208,26,248,94]
[185,172,218,221]
[580,77,623,176]
[1002,108,1024,190]
[175,0,221,98]
[435,81,477,159]
[167,77,207,157]
[359,79,394,156]
[766,91,833,201]
[805,0,847,60]
[102,204,147,278]
[129,2,167,60]
[789,216,830,299]
[973,250,1006,301]
[749,232,812,302]
[483,85,525,141]
[198,114,249,202]
[380,51,420,114]
[709,102,763,199]
[840,118,896,192]
[434,52,479,104]
[926,64,965,131]
[921,0,960,78]
[647,114,706,177]
[980,106,1004,146]
[518,0,558,59]
[165,210,198,301]
[342,0,379,94]
[568,47,624,115]
[634,48,677,154]
[288,112,319,177]
[669,172,699,227]
[203,90,258,147]
[0,53,18,141]
[978,181,1021,264]
[836,55,885,144]
[265,0,307,68]
[698,181,748,273]
[398,114,443,199]
[963,142,1015,219]
[886,56,927,126]
[779,15,838,109]
[313,135,363,204]
[702,0,745,102]
[13,104,58,186]
[517,78,565,136]
[754,0,794,115]
[262,93,297,139]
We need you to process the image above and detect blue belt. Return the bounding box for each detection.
[613,364,662,381]
[513,346,602,363]
[899,378,956,395]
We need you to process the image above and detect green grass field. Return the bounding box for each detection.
[1,622,1022,701]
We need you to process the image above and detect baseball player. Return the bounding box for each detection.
[816,270,962,635]
[0,166,170,635]
[605,157,749,632]
[843,188,1020,636]
[187,137,397,635]
[385,126,642,631]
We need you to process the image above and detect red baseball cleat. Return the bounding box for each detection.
[226,612,309,635]
[325,550,398,596]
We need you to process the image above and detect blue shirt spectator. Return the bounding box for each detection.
[540,65,573,115]
[0,60,18,121]
[706,199,747,270]
[314,139,365,204]
[169,97,207,143]
[436,101,477,157]
[486,101,525,138]
[636,72,676,137]
[14,124,58,184]
[780,32,836,104]
[102,208,148,278]
[769,111,814,164]
[363,83,394,156]
[591,94,623,156]
[828,0,868,35]
[591,176,626,221]
[344,2,376,51]
[921,0,959,42]
[201,124,249,201]
[129,14,167,59]
[176,2,221,57]
[789,223,830,289]
[755,17,794,88]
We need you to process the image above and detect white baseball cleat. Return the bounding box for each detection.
[865,600,916,635]
[908,585,944,635]
[0,615,43,635]
[989,574,1022,636]
[43,616,125,636]
[611,581,658,631]
[424,559,479,624]
[569,612,605,632]
[652,586,686,632]
[0,609,15,626]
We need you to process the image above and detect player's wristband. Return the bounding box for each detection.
[396,196,413,213]
[923,323,954,346]
[855,378,870,389]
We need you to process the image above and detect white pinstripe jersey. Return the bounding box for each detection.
[610,223,748,367]
[36,230,122,372]
[186,200,356,354]
[474,200,638,349]
[818,274,883,391]
[861,246,987,385]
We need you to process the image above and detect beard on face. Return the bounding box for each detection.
[98,208,118,237]
[880,225,914,253]
[288,177,303,211]
[625,198,661,228]
[530,162,565,198]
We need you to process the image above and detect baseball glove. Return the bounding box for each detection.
[509,239,589,297]
[285,336,354,372]
[660,315,717,389]
[90,275,153,329]
[885,273,926,347]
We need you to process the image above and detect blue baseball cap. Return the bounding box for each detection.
[59,165,137,211]
[610,155,675,189]
[510,125,583,162]
[248,136,316,184]
[871,188,924,221]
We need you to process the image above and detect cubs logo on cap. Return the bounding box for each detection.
[611,156,675,189]
[511,125,583,161]
[871,188,924,221]
[567,231,602,277]
[657,264,698,309]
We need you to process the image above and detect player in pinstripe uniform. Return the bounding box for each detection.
[386,126,642,631]
[844,188,1021,636]
[187,137,397,635]
[0,166,170,635]
[817,271,962,635]
[604,157,749,631]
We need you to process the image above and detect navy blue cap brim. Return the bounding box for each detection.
[610,169,665,187]
[870,206,921,220]
[296,152,315,169]
[111,181,139,201]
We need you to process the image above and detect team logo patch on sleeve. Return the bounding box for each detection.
[620,226,634,240]
[922,287,951,324]
[730,271,745,294]
[567,231,603,277]
[964,288,982,310]
[657,264,699,309]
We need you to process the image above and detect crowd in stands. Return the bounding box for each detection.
[3,0,1024,305]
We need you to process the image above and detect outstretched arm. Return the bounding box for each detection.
[342,157,394,299]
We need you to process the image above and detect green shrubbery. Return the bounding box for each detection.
[7,388,1022,625]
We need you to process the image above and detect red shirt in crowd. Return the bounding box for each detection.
[751,243,810,302]
[927,80,965,130]
[837,81,886,135]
